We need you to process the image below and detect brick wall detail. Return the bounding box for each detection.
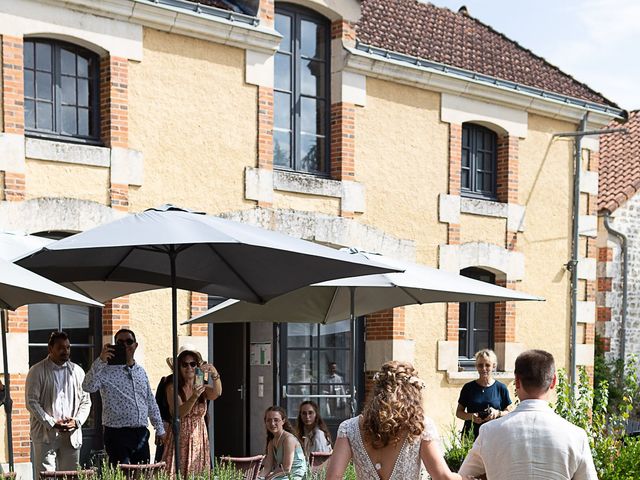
[6,307,28,461]
[365,308,405,341]
[330,102,355,183]
[2,35,24,135]
[2,35,26,200]
[190,292,209,337]
[494,280,516,343]
[448,124,461,196]
[8,375,29,462]
[596,194,640,363]
[258,0,274,27]
[102,296,130,337]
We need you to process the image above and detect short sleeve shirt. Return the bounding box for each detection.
[458,380,511,438]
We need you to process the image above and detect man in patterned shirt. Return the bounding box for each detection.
[83,329,165,465]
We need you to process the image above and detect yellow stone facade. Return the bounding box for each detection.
[0,0,614,474]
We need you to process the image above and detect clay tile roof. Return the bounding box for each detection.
[357,0,618,108]
[599,111,640,212]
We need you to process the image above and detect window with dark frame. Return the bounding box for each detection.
[273,4,330,175]
[279,319,364,437]
[461,123,498,199]
[458,267,495,368]
[23,39,100,144]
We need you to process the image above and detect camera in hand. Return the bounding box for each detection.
[477,406,492,420]
[107,343,127,365]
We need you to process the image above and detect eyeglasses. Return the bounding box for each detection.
[116,338,135,346]
[181,361,198,368]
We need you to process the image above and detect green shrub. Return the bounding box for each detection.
[553,356,639,480]
[442,421,475,472]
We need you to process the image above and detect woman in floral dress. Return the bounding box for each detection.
[162,347,222,477]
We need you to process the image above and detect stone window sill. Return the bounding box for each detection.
[245,167,365,213]
[26,137,110,167]
[460,196,508,218]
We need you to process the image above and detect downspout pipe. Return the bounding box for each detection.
[568,114,588,389]
[603,212,628,365]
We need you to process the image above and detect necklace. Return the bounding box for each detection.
[273,431,285,451]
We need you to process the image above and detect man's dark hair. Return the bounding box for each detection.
[114,328,136,343]
[514,349,555,392]
[48,330,69,347]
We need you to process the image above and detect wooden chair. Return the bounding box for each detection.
[39,469,96,480]
[309,451,332,471]
[118,462,166,480]
[219,455,264,480]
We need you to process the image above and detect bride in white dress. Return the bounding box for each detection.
[326,361,474,480]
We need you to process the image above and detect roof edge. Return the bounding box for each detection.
[461,9,620,111]
[351,41,626,121]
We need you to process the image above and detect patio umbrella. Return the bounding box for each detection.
[184,249,542,414]
[0,231,53,261]
[16,205,399,469]
[0,256,102,472]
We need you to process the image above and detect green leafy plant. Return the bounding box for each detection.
[553,356,639,480]
[442,421,475,472]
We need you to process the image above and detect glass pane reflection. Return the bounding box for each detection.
[287,350,318,384]
[300,19,325,59]
[300,60,324,97]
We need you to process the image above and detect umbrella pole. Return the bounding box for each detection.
[1,309,14,472]
[170,249,181,475]
[349,287,357,417]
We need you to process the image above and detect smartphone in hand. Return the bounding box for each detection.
[195,367,205,387]
[107,343,127,365]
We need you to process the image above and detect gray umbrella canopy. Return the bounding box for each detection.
[0,231,53,262]
[184,249,543,325]
[17,206,397,303]
[16,205,398,469]
[0,258,103,310]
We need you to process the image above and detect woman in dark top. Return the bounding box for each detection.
[456,349,512,439]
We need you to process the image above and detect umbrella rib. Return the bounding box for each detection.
[207,244,265,303]
[398,286,425,305]
[323,287,341,325]
[103,245,138,281]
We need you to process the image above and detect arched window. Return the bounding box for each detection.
[459,267,495,368]
[24,39,100,143]
[461,123,497,199]
[274,4,330,175]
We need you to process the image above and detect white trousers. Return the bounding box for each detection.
[32,432,80,478]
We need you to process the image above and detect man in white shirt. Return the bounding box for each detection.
[322,362,346,417]
[26,331,91,477]
[459,349,597,480]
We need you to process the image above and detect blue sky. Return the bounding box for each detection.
[425,0,639,111]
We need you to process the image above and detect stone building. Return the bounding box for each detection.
[0,0,624,476]
[597,110,640,364]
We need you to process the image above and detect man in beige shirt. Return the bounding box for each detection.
[26,331,91,477]
[459,349,597,480]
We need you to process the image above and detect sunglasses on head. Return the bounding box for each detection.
[181,361,198,368]
[116,338,135,346]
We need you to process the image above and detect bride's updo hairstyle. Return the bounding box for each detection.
[362,361,425,448]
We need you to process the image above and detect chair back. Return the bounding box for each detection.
[309,451,332,471]
[39,470,95,480]
[219,455,264,480]
[118,462,166,480]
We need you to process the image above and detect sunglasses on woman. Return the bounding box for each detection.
[181,361,198,368]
